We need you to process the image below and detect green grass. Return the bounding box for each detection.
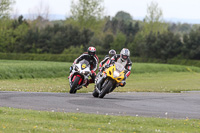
[0,72,199,93]
[0,60,200,93]
[123,72,200,93]
[0,60,70,79]
[132,63,200,73]
[1,60,200,79]
[0,107,200,133]
[0,78,68,92]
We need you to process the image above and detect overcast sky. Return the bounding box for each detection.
[13,0,200,24]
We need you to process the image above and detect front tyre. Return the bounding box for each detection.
[99,80,113,98]
[92,89,99,97]
[69,76,80,94]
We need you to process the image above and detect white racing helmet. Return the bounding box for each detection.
[120,48,130,61]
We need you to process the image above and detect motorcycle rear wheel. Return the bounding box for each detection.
[99,80,113,98]
[69,76,80,94]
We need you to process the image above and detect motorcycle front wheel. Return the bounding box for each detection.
[92,88,99,97]
[69,76,80,94]
[99,79,113,98]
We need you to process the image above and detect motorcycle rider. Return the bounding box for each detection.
[69,46,99,87]
[106,48,132,87]
[98,49,116,72]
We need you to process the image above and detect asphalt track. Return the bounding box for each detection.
[0,91,200,119]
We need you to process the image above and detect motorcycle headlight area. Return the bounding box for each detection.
[81,71,90,75]
[113,71,120,78]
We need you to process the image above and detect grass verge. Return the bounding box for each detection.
[0,60,70,79]
[1,60,200,79]
[0,107,200,133]
[0,72,200,93]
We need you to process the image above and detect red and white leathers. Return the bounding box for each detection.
[107,54,132,78]
[73,52,99,83]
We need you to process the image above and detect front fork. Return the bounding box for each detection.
[96,74,117,94]
[95,72,107,93]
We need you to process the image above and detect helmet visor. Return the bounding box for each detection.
[122,55,128,60]
[89,52,95,56]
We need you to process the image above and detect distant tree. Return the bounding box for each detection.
[80,28,94,49]
[0,0,15,19]
[33,24,94,54]
[12,15,28,29]
[182,28,200,59]
[12,23,30,53]
[142,1,167,36]
[127,32,146,57]
[144,31,157,58]
[70,0,104,30]
[125,21,140,39]
[114,11,132,23]
[104,18,140,37]
[103,33,114,49]
[168,23,177,33]
[22,27,39,53]
[178,23,192,33]
[0,0,15,52]
[0,15,29,53]
[142,31,182,60]
[130,1,168,58]
[11,16,29,53]
[155,32,182,60]
[0,20,12,52]
[192,24,200,31]
[110,32,126,53]
[168,22,193,35]
[103,18,118,34]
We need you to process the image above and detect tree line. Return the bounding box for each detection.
[0,0,200,60]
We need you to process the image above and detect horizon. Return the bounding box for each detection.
[16,13,200,25]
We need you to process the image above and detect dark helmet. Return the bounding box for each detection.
[87,46,96,56]
[120,48,130,61]
[108,49,116,57]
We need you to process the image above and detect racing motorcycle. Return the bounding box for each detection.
[93,62,125,98]
[68,59,91,94]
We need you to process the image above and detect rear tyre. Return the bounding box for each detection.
[99,80,113,98]
[69,76,80,94]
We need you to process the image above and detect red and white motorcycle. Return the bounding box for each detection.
[68,59,91,93]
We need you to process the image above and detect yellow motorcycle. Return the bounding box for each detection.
[93,62,125,98]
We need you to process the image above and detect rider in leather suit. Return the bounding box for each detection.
[70,46,99,86]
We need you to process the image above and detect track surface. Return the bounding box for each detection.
[0,91,200,119]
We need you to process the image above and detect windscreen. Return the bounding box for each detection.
[79,59,90,69]
[115,62,125,72]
